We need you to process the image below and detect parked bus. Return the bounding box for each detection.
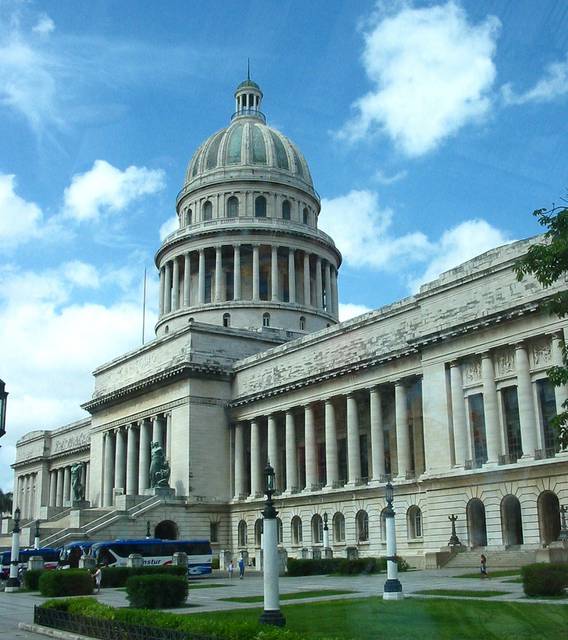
[0,547,60,579]
[90,538,212,575]
[59,541,95,568]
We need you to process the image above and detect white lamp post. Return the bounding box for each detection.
[383,482,403,600]
[5,507,21,592]
[323,511,332,557]
[34,520,41,550]
[259,462,286,627]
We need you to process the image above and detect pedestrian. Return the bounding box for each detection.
[227,560,234,579]
[93,566,102,593]
[238,556,245,579]
[480,553,488,578]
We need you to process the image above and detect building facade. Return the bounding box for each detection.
[8,79,568,566]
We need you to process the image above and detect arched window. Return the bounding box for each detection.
[356,510,369,543]
[380,508,388,541]
[254,518,263,547]
[291,516,303,545]
[227,196,239,218]
[263,312,270,327]
[238,520,248,547]
[164,325,169,334]
[302,207,309,225]
[537,490,561,545]
[311,514,323,544]
[203,201,213,221]
[255,195,267,218]
[466,498,487,547]
[299,316,306,331]
[407,506,422,539]
[185,208,192,226]
[223,313,230,328]
[501,495,523,546]
[276,517,283,545]
[333,512,345,543]
[282,200,291,220]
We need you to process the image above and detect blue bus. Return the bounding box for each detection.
[0,547,60,579]
[90,538,212,575]
[59,541,95,568]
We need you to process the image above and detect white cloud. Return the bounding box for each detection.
[0,174,43,247]
[502,54,568,105]
[32,15,55,37]
[62,160,165,222]
[339,1,500,156]
[159,215,179,240]
[339,302,373,321]
[374,169,407,185]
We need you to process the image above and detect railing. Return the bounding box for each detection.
[231,108,266,123]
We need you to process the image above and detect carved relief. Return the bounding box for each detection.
[463,357,481,384]
[496,348,515,376]
[53,432,90,453]
[531,337,552,367]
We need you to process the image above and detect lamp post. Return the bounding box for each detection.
[383,482,403,600]
[146,520,152,539]
[0,379,8,439]
[34,519,41,550]
[259,462,285,627]
[5,507,21,592]
[323,511,332,558]
[448,514,462,548]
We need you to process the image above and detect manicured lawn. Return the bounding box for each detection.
[414,589,510,598]
[191,596,568,639]
[189,583,235,590]
[220,589,355,603]
[454,569,520,579]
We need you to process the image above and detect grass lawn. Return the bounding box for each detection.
[188,583,235,590]
[220,589,355,603]
[191,596,568,639]
[413,589,510,598]
[454,569,520,579]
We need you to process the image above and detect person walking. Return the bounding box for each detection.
[480,553,488,578]
[227,560,234,579]
[93,566,102,593]
[238,556,245,579]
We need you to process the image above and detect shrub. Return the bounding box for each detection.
[211,556,220,570]
[101,564,186,587]
[287,556,408,576]
[521,563,568,596]
[39,569,94,597]
[23,569,44,591]
[126,574,188,609]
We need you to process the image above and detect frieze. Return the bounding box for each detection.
[463,357,481,384]
[495,348,515,377]
[531,337,552,367]
[53,432,90,453]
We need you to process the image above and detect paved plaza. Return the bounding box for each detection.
[1,567,566,639]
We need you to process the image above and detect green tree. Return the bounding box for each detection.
[515,204,568,449]
[0,489,13,515]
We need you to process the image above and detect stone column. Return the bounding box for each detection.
[253,244,260,300]
[395,382,411,479]
[324,261,332,312]
[48,470,57,507]
[152,415,164,449]
[450,362,468,467]
[250,419,262,497]
[115,428,126,493]
[172,257,180,311]
[159,267,165,316]
[267,414,280,490]
[346,394,361,485]
[515,343,538,458]
[103,431,115,507]
[481,352,501,465]
[63,466,71,505]
[303,252,311,306]
[315,256,323,309]
[198,249,205,304]
[304,403,317,491]
[369,386,385,482]
[126,425,138,495]
[183,253,191,307]
[84,462,90,502]
[233,245,241,300]
[552,333,568,421]
[215,246,223,302]
[288,248,296,303]
[331,267,338,316]
[285,411,297,493]
[324,399,339,488]
[23,475,30,518]
[234,422,245,499]
[164,261,172,314]
[138,419,151,493]
[271,245,279,301]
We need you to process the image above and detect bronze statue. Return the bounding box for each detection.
[71,462,85,502]
[149,442,171,488]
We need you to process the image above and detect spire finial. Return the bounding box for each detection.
[247,58,250,81]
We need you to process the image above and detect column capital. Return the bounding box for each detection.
[514,341,529,351]
[232,242,241,249]
[480,350,493,360]
[394,379,407,388]
[449,360,461,368]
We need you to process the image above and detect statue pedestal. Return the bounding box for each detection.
[145,487,175,498]
[72,500,90,509]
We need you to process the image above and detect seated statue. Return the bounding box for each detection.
[149,442,171,488]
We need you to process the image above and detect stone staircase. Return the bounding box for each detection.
[444,547,538,569]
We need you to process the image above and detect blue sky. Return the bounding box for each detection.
[1,0,567,489]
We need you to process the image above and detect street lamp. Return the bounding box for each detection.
[34,520,41,550]
[146,520,152,539]
[448,514,462,548]
[383,481,403,600]
[323,511,331,556]
[0,379,8,438]
[259,461,285,627]
[5,507,21,592]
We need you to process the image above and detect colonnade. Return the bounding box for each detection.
[233,382,420,500]
[15,472,37,519]
[46,462,91,509]
[159,244,338,317]
[101,413,169,507]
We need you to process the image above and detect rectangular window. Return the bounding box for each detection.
[469,394,488,466]
[537,378,558,454]
[502,386,523,461]
[204,273,212,303]
[210,522,219,543]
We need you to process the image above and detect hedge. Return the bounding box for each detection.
[39,598,342,640]
[23,568,44,591]
[39,569,94,597]
[126,574,188,609]
[521,563,568,597]
[287,556,409,577]
[101,564,187,587]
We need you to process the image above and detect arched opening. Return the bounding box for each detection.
[291,516,302,545]
[154,520,178,540]
[237,520,247,547]
[282,200,291,220]
[407,506,422,539]
[356,510,369,542]
[538,490,561,545]
[501,495,524,546]
[203,201,213,221]
[333,512,345,543]
[185,208,192,226]
[302,207,309,225]
[466,498,487,547]
[254,518,263,547]
[299,316,306,331]
[227,196,239,218]
[255,195,267,218]
[262,312,270,327]
[223,313,230,328]
[311,514,323,544]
